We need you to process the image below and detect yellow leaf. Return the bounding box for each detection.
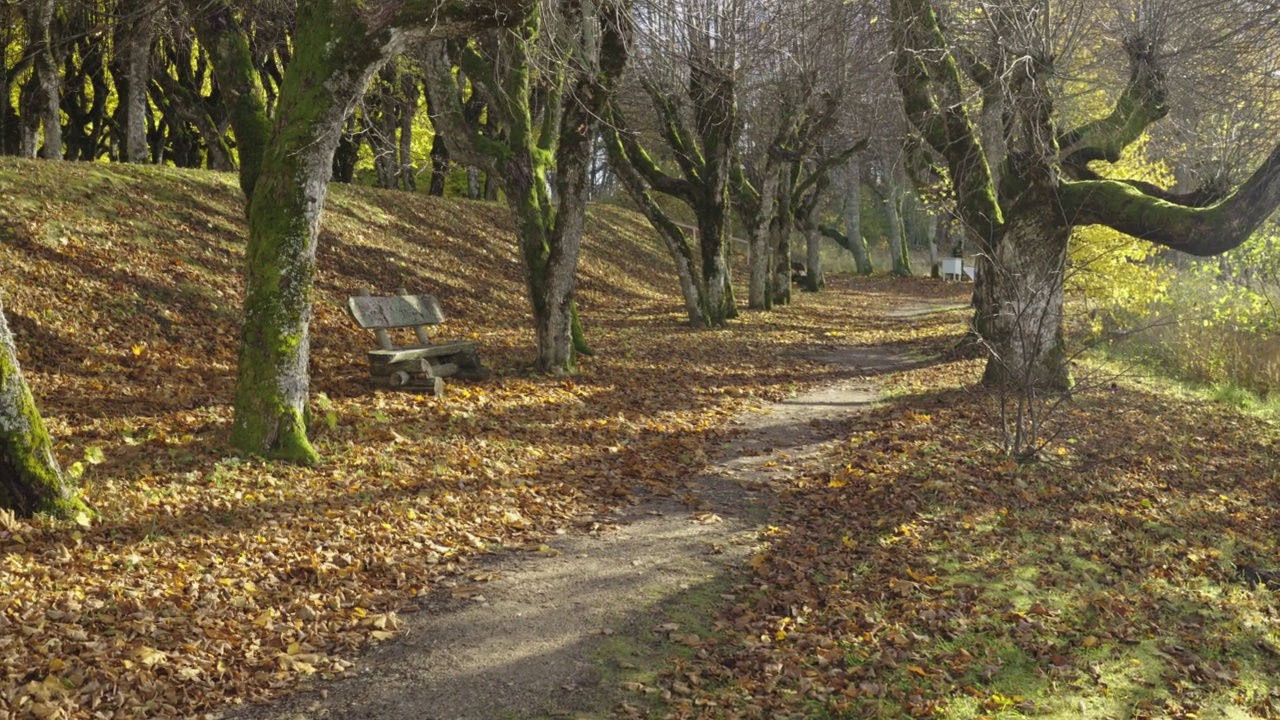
[47,658,66,673]
[907,665,929,677]
[135,645,167,667]
[1082,636,1099,648]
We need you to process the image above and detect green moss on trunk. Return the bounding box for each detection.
[0,302,86,519]
[231,0,387,464]
[186,0,270,200]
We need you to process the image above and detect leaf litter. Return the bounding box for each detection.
[0,159,969,720]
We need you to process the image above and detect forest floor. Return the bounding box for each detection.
[223,308,947,720]
[2,159,1280,720]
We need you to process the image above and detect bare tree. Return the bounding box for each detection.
[423,0,634,373]
[888,0,1280,390]
[730,0,872,304]
[603,0,749,327]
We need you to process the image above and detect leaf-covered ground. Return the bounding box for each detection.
[0,158,966,720]
[5,159,1277,720]
[643,340,1280,718]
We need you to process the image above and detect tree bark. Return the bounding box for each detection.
[603,22,738,326]
[972,205,1070,391]
[22,0,61,160]
[842,159,871,275]
[117,0,156,163]
[422,0,630,372]
[884,175,912,276]
[803,221,823,292]
[184,0,271,199]
[601,111,706,325]
[0,296,86,519]
[398,71,418,191]
[742,167,779,308]
[768,162,799,305]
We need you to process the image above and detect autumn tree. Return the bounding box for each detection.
[0,296,88,519]
[888,0,1280,390]
[728,0,870,305]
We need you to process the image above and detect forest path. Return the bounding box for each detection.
[224,302,964,720]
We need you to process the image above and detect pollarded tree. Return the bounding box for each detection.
[602,0,743,327]
[729,0,871,306]
[421,0,633,373]
[888,0,1280,390]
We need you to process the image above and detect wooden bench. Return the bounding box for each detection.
[346,288,490,395]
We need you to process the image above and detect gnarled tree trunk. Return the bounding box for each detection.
[0,297,86,518]
[423,0,631,373]
[972,205,1070,390]
[21,0,61,160]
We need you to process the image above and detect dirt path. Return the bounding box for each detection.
[223,308,959,720]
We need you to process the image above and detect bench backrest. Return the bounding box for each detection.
[348,293,446,330]
[347,290,446,350]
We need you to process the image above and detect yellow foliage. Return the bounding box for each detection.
[1068,137,1172,328]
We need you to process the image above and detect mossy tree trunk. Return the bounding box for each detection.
[184,0,270,199]
[423,0,632,373]
[890,0,1280,392]
[601,112,707,325]
[0,296,87,519]
[885,179,912,277]
[222,0,531,462]
[603,23,740,327]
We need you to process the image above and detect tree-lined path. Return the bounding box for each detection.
[226,294,965,720]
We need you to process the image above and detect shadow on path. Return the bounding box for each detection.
[222,314,937,720]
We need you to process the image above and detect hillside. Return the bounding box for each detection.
[5,160,1279,720]
[0,158,969,719]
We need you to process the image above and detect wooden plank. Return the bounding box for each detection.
[398,288,434,345]
[356,289,394,350]
[374,360,460,378]
[368,340,477,365]
[371,374,445,395]
[348,293,446,330]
